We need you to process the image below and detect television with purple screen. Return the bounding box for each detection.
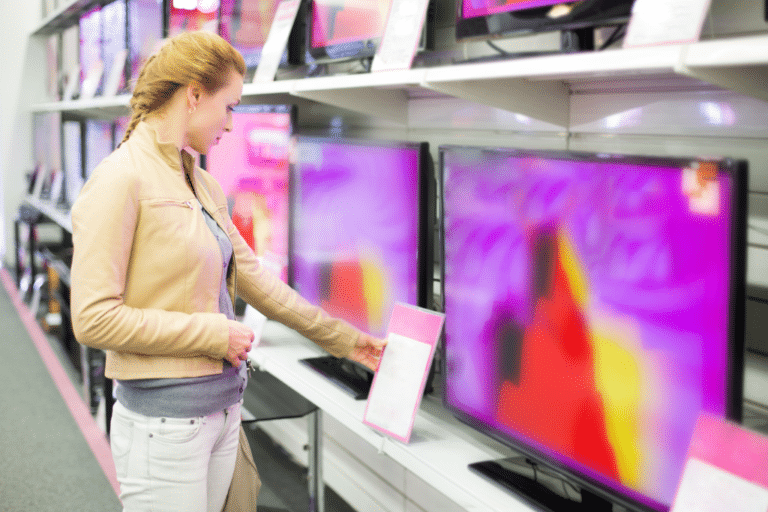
[79,5,103,94]
[456,0,634,51]
[127,0,164,84]
[292,137,434,398]
[440,146,746,511]
[168,0,220,36]
[206,104,295,284]
[305,0,433,64]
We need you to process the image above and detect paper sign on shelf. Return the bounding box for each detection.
[371,0,430,72]
[671,413,768,511]
[253,0,302,84]
[363,303,444,443]
[623,0,713,48]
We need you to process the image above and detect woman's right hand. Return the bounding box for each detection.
[226,320,255,368]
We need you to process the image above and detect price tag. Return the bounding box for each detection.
[623,0,713,48]
[671,413,768,512]
[253,0,302,83]
[370,0,430,72]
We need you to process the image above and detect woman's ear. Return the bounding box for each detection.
[186,81,203,112]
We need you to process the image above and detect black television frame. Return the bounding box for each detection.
[291,136,436,399]
[437,145,747,512]
[455,0,635,52]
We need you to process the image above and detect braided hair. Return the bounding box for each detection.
[120,31,246,145]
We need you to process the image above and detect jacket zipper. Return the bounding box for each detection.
[150,199,194,209]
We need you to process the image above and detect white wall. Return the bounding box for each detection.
[0,0,45,267]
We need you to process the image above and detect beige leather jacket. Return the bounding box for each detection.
[70,122,358,380]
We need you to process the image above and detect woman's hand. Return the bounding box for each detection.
[347,332,387,372]
[226,320,255,368]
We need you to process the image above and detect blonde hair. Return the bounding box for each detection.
[121,31,246,145]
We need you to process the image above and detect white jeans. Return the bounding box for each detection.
[110,400,242,512]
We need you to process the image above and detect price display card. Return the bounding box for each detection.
[371,0,431,72]
[363,303,444,443]
[623,0,712,48]
[672,413,768,512]
[253,0,302,83]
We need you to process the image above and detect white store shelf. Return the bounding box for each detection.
[23,196,72,233]
[247,321,534,512]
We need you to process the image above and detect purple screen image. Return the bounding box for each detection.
[441,147,739,510]
[462,0,564,19]
[292,138,423,338]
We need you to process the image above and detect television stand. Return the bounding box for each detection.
[300,355,373,400]
[469,457,613,512]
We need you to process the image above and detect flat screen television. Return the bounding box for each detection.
[205,104,295,284]
[84,120,115,180]
[456,0,634,49]
[168,0,220,36]
[62,119,84,208]
[305,0,436,64]
[219,0,286,75]
[439,145,747,511]
[79,5,103,95]
[292,137,434,398]
[127,0,164,84]
[102,0,128,94]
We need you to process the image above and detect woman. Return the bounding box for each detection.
[70,31,385,512]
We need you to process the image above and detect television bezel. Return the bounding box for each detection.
[437,145,747,512]
[289,136,435,331]
[454,0,635,43]
[203,103,297,285]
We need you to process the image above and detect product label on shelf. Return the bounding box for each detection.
[371,0,430,72]
[623,0,712,48]
[671,413,768,512]
[253,0,302,84]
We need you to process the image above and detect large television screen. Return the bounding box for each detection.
[456,0,634,44]
[205,104,295,283]
[291,137,433,339]
[440,146,747,511]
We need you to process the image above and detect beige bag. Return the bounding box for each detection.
[222,425,262,512]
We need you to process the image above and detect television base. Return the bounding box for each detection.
[469,456,613,512]
[300,356,373,400]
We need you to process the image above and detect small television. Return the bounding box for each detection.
[292,137,434,398]
[79,5,103,95]
[127,0,164,84]
[440,145,746,511]
[456,0,634,51]
[305,0,433,64]
[205,104,295,284]
[168,0,220,36]
[84,120,115,180]
[62,119,84,208]
[102,0,128,94]
[219,0,307,76]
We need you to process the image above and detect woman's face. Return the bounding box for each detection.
[187,69,244,155]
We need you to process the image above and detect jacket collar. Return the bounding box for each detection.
[131,121,197,177]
